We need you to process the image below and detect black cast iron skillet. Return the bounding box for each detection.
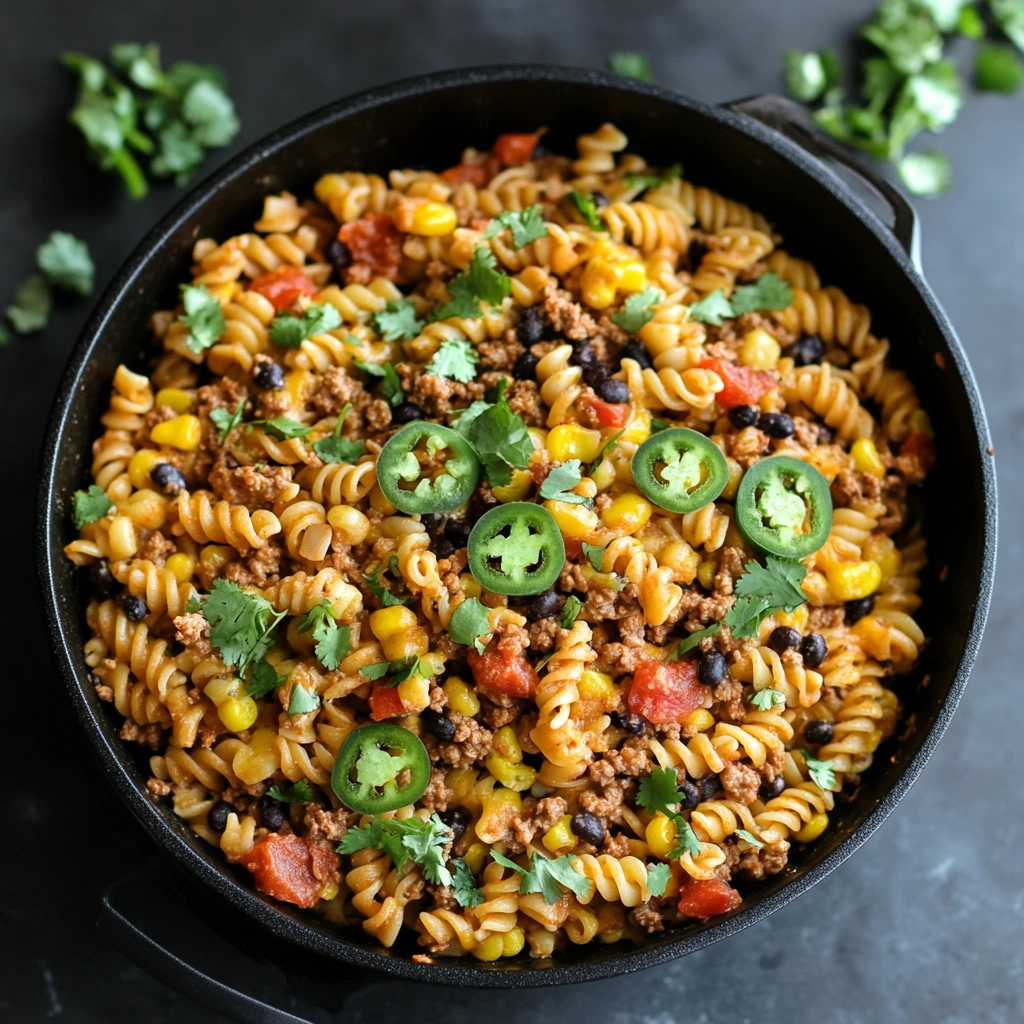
[37,67,996,1023]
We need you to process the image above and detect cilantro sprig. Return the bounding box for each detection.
[269,303,342,348]
[490,849,594,905]
[72,485,114,527]
[589,429,624,476]
[688,273,793,325]
[426,337,479,383]
[569,190,608,232]
[645,862,671,897]
[636,767,702,858]
[287,683,320,715]
[608,51,653,81]
[179,284,226,353]
[193,578,286,678]
[723,555,808,640]
[297,599,352,671]
[451,379,534,487]
[483,206,549,248]
[667,623,722,661]
[354,360,405,407]
[539,460,590,504]
[312,403,366,464]
[245,658,288,700]
[624,163,683,191]
[359,655,439,687]
[363,562,413,608]
[560,595,584,628]
[338,813,456,888]
[450,858,484,908]
[267,780,314,804]
[374,299,424,342]
[801,749,838,791]
[432,247,511,321]
[210,401,245,444]
[448,597,492,654]
[748,688,787,711]
[610,287,661,333]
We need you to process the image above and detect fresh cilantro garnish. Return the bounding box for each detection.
[209,401,245,444]
[297,599,352,671]
[784,49,843,103]
[431,275,481,321]
[426,337,479,383]
[359,655,438,687]
[645,862,671,897]
[6,274,52,334]
[589,429,624,475]
[374,299,424,342]
[466,246,511,306]
[451,858,484,908]
[354,360,405,406]
[450,380,533,487]
[178,284,225,354]
[569,190,608,232]
[748,688,787,711]
[266,780,314,803]
[650,417,671,433]
[448,597,492,654]
[287,684,320,715]
[269,303,342,348]
[483,206,549,247]
[898,150,952,195]
[723,556,808,640]
[245,658,288,700]
[610,287,660,333]
[560,595,584,628]
[36,232,94,297]
[249,416,313,441]
[582,542,606,572]
[72,484,113,527]
[729,273,794,315]
[363,563,413,608]
[734,829,765,849]
[976,42,1024,92]
[801,749,837,791]
[312,404,365,464]
[636,767,702,858]
[609,51,653,81]
[490,849,594,905]
[624,163,682,191]
[687,290,734,326]
[199,578,286,678]
[338,813,454,886]
[667,623,721,661]
[539,459,589,504]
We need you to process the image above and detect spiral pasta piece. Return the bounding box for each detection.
[571,854,651,907]
[783,363,874,441]
[174,491,282,551]
[531,621,595,768]
[263,568,363,621]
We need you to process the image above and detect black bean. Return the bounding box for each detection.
[525,590,563,621]
[612,711,645,736]
[326,237,353,272]
[122,595,148,622]
[532,141,550,159]
[570,340,597,366]
[596,378,629,404]
[391,402,423,425]
[800,632,828,668]
[439,808,470,844]
[728,405,760,429]
[583,362,610,388]
[514,351,539,381]
[686,239,708,270]
[817,424,835,445]
[421,708,456,742]
[759,412,795,439]
[788,335,825,367]
[845,595,875,623]
[768,626,802,653]
[516,306,545,345]
[444,518,472,548]
[421,513,444,535]
[699,774,720,802]
[698,650,728,687]
[89,559,120,599]
[261,797,286,832]
[150,461,188,496]
[680,780,701,811]
[805,720,834,745]
[759,776,786,801]
[431,536,455,560]
[620,339,653,370]
[590,190,610,208]
[254,361,285,390]
[207,800,234,833]
[570,812,606,846]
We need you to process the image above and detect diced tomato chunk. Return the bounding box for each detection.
[369,685,406,721]
[338,213,403,279]
[249,266,318,311]
[586,397,630,428]
[441,162,490,186]
[700,357,775,409]
[468,647,538,699]
[677,876,742,918]
[493,132,540,166]
[241,833,334,909]
[900,430,936,471]
[627,658,708,724]
[563,536,584,561]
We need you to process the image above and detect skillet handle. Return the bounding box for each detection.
[729,93,922,272]
[99,868,364,1024]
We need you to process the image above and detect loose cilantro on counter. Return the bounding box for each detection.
[266,780,314,804]
[539,459,589,504]
[339,814,455,887]
[975,41,1024,90]
[269,302,342,347]
[483,206,548,247]
[297,599,352,671]
[610,287,661,333]
[724,556,808,640]
[608,51,653,81]
[448,597,492,654]
[426,337,479,383]
[178,283,226,354]
[374,299,424,342]
[36,232,95,297]
[6,275,53,335]
[636,767,702,858]
[490,849,594,904]
[784,48,843,102]
[802,750,838,791]
[72,484,114,527]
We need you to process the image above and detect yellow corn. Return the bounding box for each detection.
[485,753,535,791]
[472,934,505,961]
[851,437,885,478]
[581,257,622,310]
[397,673,431,712]
[794,812,829,843]
[721,457,743,500]
[865,536,901,580]
[369,483,397,515]
[154,387,193,414]
[204,676,239,705]
[544,499,600,540]
[445,677,480,717]
[502,927,525,957]
[326,505,370,544]
[409,202,458,236]
[684,709,715,733]
[620,408,651,445]
[617,260,648,292]
[447,767,479,808]
[577,669,616,707]
[165,552,195,583]
[645,813,678,858]
[463,842,488,874]
[547,424,603,462]
[600,492,652,534]
[370,606,419,641]
[199,544,235,570]
[738,328,782,370]
[492,468,534,503]
[827,560,883,601]
[284,369,314,407]
[219,695,259,732]
[697,559,717,589]
[542,815,577,854]
[478,785,522,818]
[319,879,340,901]
[774,603,809,632]
[493,725,522,763]
[128,448,162,489]
[458,573,482,600]
[383,627,430,662]
[151,414,201,451]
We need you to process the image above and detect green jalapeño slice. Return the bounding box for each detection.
[735,455,833,558]
[467,502,565,596]
[631,428,729,513]
[377,421,481,515]
[331,723,431,813]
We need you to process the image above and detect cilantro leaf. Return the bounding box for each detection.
[297,599,352,671]
[907,61,963,132]
[448,597,492,654]
[637,767,685,816]
[898,150,953,196]
[451,384,533,488]
[209,401,245,444]
[668,623,721,661]
[340,815,453,886]
[976,42,1024,92]
[431,274,482,321]
[363,563,413,607]
[426,337,479,383]
[729,272,794,315]
[179,284,225,354]
[451,858,484,908]
[288,684,320,715]
[784,49,843,103]
[312,403,365,464]
[72,484,113,527]
[36,232,94,297]
[748,688,787,711]
[337,820,385,856]
[609,51,653,81]
[359,655,438,687]
[569,190,607,232]
[483,206,549,247]
[734,829,765,849]
[269,303,342,348]
[861,0,943,76]
[645,862,671,897]
[801,749,837,791]
[724,556,808,640]
[582,542,606,572]
[539,460,588,504]
[624,163,682,191]
[465,246,511,306]
[560,595,583,628]
[254,417,312,441]
[688,290,734,326]
[200,578,285,677]
[374,299,424,342]
[610,287,660,333]
[246,658,287,699]
[6,273,53,334]
[589,430,624,475]
[266,779,314,804]
[491,849,594,905]
[354,360,405,406]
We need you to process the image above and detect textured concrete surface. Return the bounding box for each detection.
[1,1,1019,1021]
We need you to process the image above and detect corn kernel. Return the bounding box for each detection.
[685,709,715,732]
[319,879,340,901]
[794,812,829,843]
[327,505,370,544]
[151,414,201,451]
[397,673,431,712]
[409,202,458,236]
[445,677,480,717]
[617,260,648,292]
[369,483,397,515]
[577,669,616,706]
[581,257,622,310]
[383,627,430,662]
[774,603,809,632]
[542,815,577,854]
[370,606,419,641]
[588,238,621,261]
[492,468,534,503]
[851,437,885,478]
[502,927,525,957]
[697,559,717,589]
[463,842,487,874]
[721,457,743,501]
[544,499,600,540]
[493,725,522,763]
[447,767,479,808]
[620,407,651,445]
[204,676,240,705]
[645,813,678,858]
[547,424,603,463]
[154,387,193,413]
[485,753,535,791]
[128,448,162,489]
[479,785,522,815]
[108,515,138,560]
[284,369,314,408]
[219,695,259,732]
[459,573,482,600]
[199,544,235,569]
[738,328,782,370]
[472,934,505,961]
[600,492,652,534]
[166,552,195,583]
[827,560,883,601]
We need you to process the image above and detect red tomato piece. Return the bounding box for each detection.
[338,213,403,279]
[309,841,341,882]
[369,686,406,721]
[493,132,540,166]
[627,659,708,724]
[700,358,775,409]
[441,163,490,186]
[563,536,584,561]
[901,430,936,471]
[677,876,742,918]
[249,266,318,311]
[241,833,325,909]
[586,397,630,428]
[468,648,538,699]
